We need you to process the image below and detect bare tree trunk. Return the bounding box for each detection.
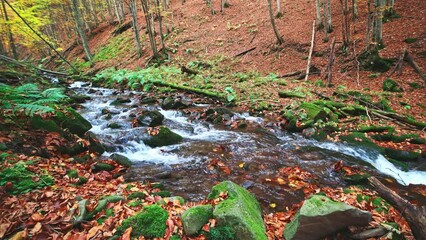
[315,0,323,29]
[130,0,142,58]
[266,0,283,44]
[1,0,18,59]
[141,0,159,57]
[327,0,332,32]
[154,0,166,50]
[366,0,372,50]
[113,0,122,23]
[323,0,329,42]
[373,0,384,46]
[352,0,358,20]
[71,0,93,63]
[88,0,99,27]
[276,0,283,18]
[340,0,350,49]
[106,0,115,22]
[118,0,125,20]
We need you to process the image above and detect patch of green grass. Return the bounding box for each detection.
[404,38,417,44]
[0,162,54,194]
[93,32,133,62]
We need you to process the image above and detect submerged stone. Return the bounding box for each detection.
[208,181,267,240]
[284,195,372,240]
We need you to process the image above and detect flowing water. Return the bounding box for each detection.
[70,82,426,211]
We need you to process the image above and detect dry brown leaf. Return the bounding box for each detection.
[30,222,42,235]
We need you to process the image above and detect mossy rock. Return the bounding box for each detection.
[0,143,8,151]
[278,91,306,99]
[59,142,88,156]
[298,102,327,121]
[111,97,131,105]
[144,127,183,148]
[31,116,63,134]
[128,191,146,200]
[284,195,371,240]
[110,153,132,168]
[360,51,392,72]
[87,134,105,155]
[137,110,164,127]
[153,191,171,198]
[205,108,234,123]
[340,105,366,116]
[208,181,267,240]
[56,108,92,136]
[383,79,403,92]
[182,204,213,236]
[92,162,115,172]
[69,94,91,104]
[115,205,168,238]
[207,226,236,240]
[107,122,123,129]
[339,132,383,152]
[384,148,420,162]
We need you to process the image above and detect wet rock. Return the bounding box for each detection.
[87,133,105,155]
[208,181,267,240]
[56,108,92,137]
[110,153,132,168]
[107,122,123,129]
[137,111,164,127]
[284,194,372,240]
[143,127,183,147]
[384,148,420,162]
[111,97,131,105]
[101,109,110,115]
[302,127,317,138]
[59,142,88,156]
[161,97,188,110]
[31,116,64,134]
[182,205,213,236]
[242,180,255,189]
[140,97,157,104]
[205,108,234,124]
[154,170,172,179]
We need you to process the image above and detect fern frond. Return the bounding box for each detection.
[15,104,55,116]
[15,84,39,93]
[41,88,68,100]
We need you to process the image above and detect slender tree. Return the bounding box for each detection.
[130,0,142,58]
[266,0,283,44]
[71,0,93,63]
[1,0,17,59]
[276,0,282,18]
[315,0,322,29]
[141,0,159,57]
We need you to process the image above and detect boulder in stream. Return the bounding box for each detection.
[161,97,188,110]
[205,108,234,124]
[284,194,372,240]
[207,181,267,240]
[87,133,105,155]
[137,111,164,127]
[182,204,213,236]
[143,127,183,147]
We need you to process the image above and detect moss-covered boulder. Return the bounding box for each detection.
[298,102,328,121]
[144,127,183,148]
[31,116,63,134]
[87,133,105,155]
[115,205,168,238]
[107,122,123,129]
[278,91,306,99]
[182,204,213,236]
[110,153,132,167]
[208,181,267,240]
[383,79,403,92]
[284,195,372,240]
[384,148,420,162]
[91,162,114,172]
[137,110,164,127]
[56,108,92,136]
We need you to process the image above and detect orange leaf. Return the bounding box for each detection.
[31,212,45,222]
[30,222,42,235]
[121,227,132,240]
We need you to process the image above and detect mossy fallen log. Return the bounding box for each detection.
[150,80,226,100]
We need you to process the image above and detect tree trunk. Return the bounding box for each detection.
[71,0,93,63]
[154,0,166,50]
[141,0,159,57]
[373,0,384,46]
[352,0,358,20]
[315,0,323,29]
[366,0,372,50]
[266,0,283,44]
[340,0,350,49]
[368,177,426,239]
[113,0,122,23]
[1,0,18,59]
[323,0,329,41]
[130,0,142,58]
[106,0,114,22]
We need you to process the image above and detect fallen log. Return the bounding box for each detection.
[150,80,225,100]
[368,176,426,239]
[0,54,69,77]
[279,70,301,78]
[234,47,256,57]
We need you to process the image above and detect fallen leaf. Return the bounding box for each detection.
[31,212,45,222]
[121,227,132,240]
[0,223,11,238]
[30,222,42,235]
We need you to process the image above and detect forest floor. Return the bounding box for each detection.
[64,0,426,153]
[1,0,426,239]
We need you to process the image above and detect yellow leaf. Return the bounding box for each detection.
[239,162,246,168]
[276,178,285,185]
[269,203,276,208]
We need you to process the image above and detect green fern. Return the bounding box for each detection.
[0,83,68,116]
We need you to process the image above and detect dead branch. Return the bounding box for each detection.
[404,51,426,82]
[181,66,199,75]
[234,47,256,57]
[389,48,406,76]
[304,20,316,81]
[368,176,426,239]
[279,70,301,78]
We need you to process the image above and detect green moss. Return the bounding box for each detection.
[77,176,87,185]
[144,127,183,147]
[128,200,143,207]
[357,125,394,133]
[182,205,213,236]
[207,226,236,240]
[0,162,54,195]
[0,143,7,151]
[383,79,403,92]
[107,122,123,129]
[128,191,146,200]
[55,108,92,136]
[153,191,171,198]
[92,162,114,172]
[404,38,417,44]
[298,102,327,121]
[115,205,168,238]
[209,181,267,240]
[66,169,79,178]
[278,91,306,98]
[408,82,424,89]
[360,51,392,72]
[384,148,420,162]
[339,132,382,152]
[170,235,181,240]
